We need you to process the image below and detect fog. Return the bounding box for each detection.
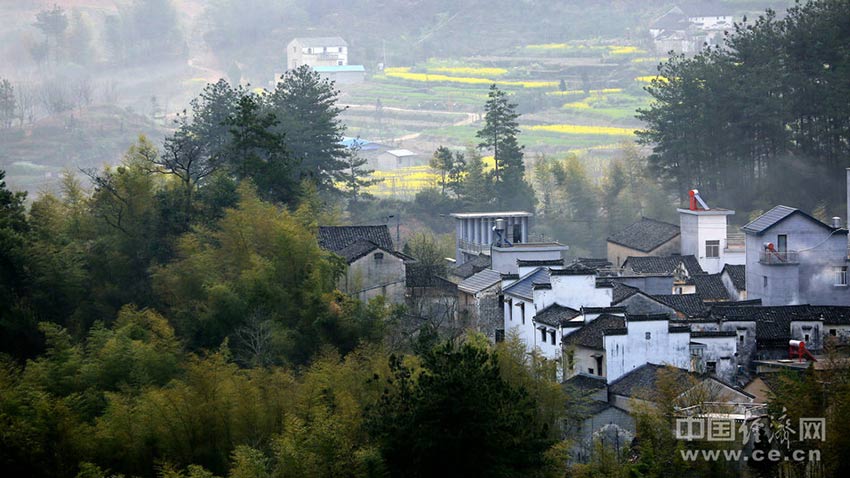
[0,0,794,197]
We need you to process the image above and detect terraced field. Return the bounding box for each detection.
[336,41,661,198]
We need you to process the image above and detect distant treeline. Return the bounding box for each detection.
[637,0,850,216]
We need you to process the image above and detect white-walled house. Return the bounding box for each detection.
[287,37,349,69]
[502,264,613,362]
[678,191,745,274]
[603,314,691,384]
[742,205,850,306]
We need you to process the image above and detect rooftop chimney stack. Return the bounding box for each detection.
[833,216,842,229]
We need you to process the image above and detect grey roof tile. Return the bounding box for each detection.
[692,274,730,301]
[458,269,503,294]
[607,217,680,253]
[623,255,704,276]
[563,314,626,350]
[503,267,550,301]
[534,304,581,327]
[319,225,394,252]
[652,294,708,317]
[722,264,746,291]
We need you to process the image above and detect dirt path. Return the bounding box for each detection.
[340,104,479,142]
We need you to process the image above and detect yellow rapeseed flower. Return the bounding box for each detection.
[635,75,670,83]
[526,124,635,136]
[546,88,622,96]
[430,66,508,77]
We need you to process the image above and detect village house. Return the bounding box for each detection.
[743,203,850,306]
[502,263,612,362]
[287,36,349,69]
[286,37,366,84]
[649,4,734,54]
[621,255,703,294]
[606,363,753,413]
[318,225,409,304]
[606,217,680,268]
[677,190,745,274]
[721,264,746,300]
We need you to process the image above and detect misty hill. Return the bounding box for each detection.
[0,105,165,193]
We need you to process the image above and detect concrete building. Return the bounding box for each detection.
[742,205,849,306]
[287,37,349,69]
[649,5,733,54]
[314,65,365,84]
[678,190,745,274]
[450,211,531,264]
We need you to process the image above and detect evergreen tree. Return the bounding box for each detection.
[267,65,350,196]
[476,85,535,210]
[368,342,558,478]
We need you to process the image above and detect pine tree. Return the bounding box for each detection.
[476,85,535,210]
[267,65,350,196]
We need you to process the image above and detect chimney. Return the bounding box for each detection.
[833,217,842,229]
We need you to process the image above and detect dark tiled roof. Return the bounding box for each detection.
[458,269,502,294]
[550,262,597,275]
[517,258,565,267]
[709,305,827,344]
[807,306,850,326]
[608,363,694,401]
[336,238,386,263]
[563,314,626,350]
[563,372,608,391]
[692,331,737,338]
[503,267,550,300]
[607,217,680,253]
[572,257,613,271]
[612,282,640,303]
[319,225,394,252]
[406,264,453,288]
[722,264,746,291]
[652,294,709,317]
[692,274,730,301]
[450,254,491,280]
[535,304,581,327]
[741,205,841,235]
[623,255,704,276]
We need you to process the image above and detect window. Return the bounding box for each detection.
[777,234,788,252]
[519,303,525,324]
[550,330,556,345]
[706,361,717,374]
[645,332,651,340]
[835,266,848,286]
[338,60,343,65]
[588,368,595,375]
[540,329,547,342]
[804,334,810,342]
[706,240,720,258]
[675,287,683,294]
[830,329,837,337]
[373,252,384,261]
[495,329,505,342]
[739,334,745,343]
[763,276,768,288]
[507,299,513,321]
[512,224,522,243]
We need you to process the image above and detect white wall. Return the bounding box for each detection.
[549,273,612,310]
[679,210,734,274]
[604,319,690,383]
